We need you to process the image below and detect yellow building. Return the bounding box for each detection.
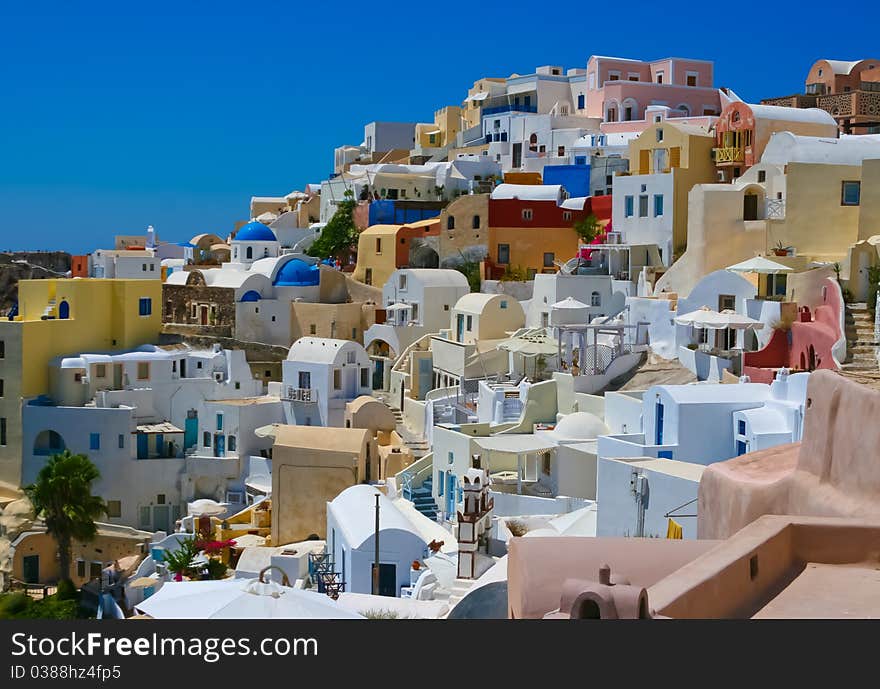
[352,225,404,287]
[290,301,376,344]
[415,106,463,155]
[656,135,880,298]
[270,425,375,545]
[0,279,163,486]
[615,121,717,264]
[462,77,507,130]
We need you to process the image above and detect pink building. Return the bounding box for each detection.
[585,56,721,134]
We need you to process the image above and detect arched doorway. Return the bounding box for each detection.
[58,300,70,319]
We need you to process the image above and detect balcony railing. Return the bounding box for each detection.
[482,104,538,116]
[283,387,318,403]
[713,146,744,163]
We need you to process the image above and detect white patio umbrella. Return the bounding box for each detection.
[675,306,763,373]
[134,578,365,619]
[726,256,792,297]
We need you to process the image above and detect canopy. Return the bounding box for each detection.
[726,256,793,274]
[675,306,764,331]
[187,499,227,517]
[551,297,589,310]
[135,579,365,619]
[385,303,411,312]
[470,91,489,101]
[497,334,558,356]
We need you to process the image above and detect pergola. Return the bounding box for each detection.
[473,434,557,495]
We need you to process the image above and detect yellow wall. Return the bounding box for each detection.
[858,158,880,241]
[352,226,401,287]
[290,302,375,343]
[12,530,147,586]
[488,226,579,276]
[777,163,863,259]
[438,194,490,263]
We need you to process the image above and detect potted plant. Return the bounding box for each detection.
[773,240,790,257]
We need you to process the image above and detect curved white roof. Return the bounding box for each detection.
[329,485,424,549]
[552,412,609,441]
[286,337,364,363]
[165,271,190,285]
[453,292,503,315]
[561,197,588,210]
[747,104,837,126]
[393,268,469,289]
[490,184,563,202]
[820,59,863,75]
[761,132,880,167]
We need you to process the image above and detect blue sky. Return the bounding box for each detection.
[1,1,878,254]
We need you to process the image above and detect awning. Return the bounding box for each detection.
[675,306,764,331]
[423,128,441,135]
[385,303,411,312]
[136,422,184,434]
[471,91,489,101]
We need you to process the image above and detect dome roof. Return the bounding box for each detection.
[273,258,320,286]
[552,412,609,441]
[234,222,276,242]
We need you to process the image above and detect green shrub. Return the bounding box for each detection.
[56,579,77,601]
[0,592,30,617]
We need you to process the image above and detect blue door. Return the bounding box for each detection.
[136,433,148,459]
[58,300,70,319]
[655,402,664,445]
[155,434,164,457]
[214,434,225,458]
[446,473,457,517]
[456,314,465,342]
[184,414,198,450]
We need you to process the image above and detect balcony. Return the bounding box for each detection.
[713,146,744,163]
[282,387,318,403]
[482,104,538,116]
[817,90,880,120]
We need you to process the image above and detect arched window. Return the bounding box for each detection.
[591,291,601,307]
[472,215,480,229]
[34,430,66,456]
[447,216,455,230]
[246,246,253,259]
[58,300,70,319]
[529,133,538,152]
[677,104,690,116]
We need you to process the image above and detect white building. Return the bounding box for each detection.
[612,171,675,262]
[527,273,627,328]
[282,338,372,428]
[326,484,429,597]
[597,373,809,465]
[596,456,704,538]
[90,249,162,279]
[21,344,264,532]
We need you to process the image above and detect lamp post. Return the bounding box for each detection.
[371,493,380,596]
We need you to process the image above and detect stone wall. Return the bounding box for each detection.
[162,283,236,334]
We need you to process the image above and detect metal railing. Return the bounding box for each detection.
[282,387,318,403]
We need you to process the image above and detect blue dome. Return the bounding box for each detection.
[273,258,320,287]
[235,222,276,242]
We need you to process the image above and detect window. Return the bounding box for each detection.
[107,500,121,518]
[557,146,565,157]
[89,433,100,451]
[228,436,236,452]
[653,194,664,217]
[841,181,861,206]
[333,369,341,390]
[137,362,150,380]
[591,291,601,307]
[203,431,211,447]
[577,94,585,110]
[608,71,620,81]
[142,263,147,272]
[686,73,697,87]
[310,324,316,335]
[429,133,436,145]
[497,244,510,264]
[0,418,5,447]
[298,371,311,389]
[522,209,533,221]
[447,216,455,230]
[375,237,384,254]
[563,211,572,221]
[77,560,86,578]
[656,72,664,84]
[758,170,766,183]
[157,494,166,505]
[150,263,155,271]
[656,128,664,142]
[543,253,555,267]
[738,419,746,435]
[466,315,473,331]
[0,379,3,397]
[216,413,223,431]
[542,451,551,475]
[639,195,649,217]
[472,215,480,229]
[0,340,4,358]
[624,196,634,217]
[399,274,407,290]
[118,434,124,449]
[352,328,358,339]
[361,367,369,387]
[500,300,508,310]
[138,298,152,316]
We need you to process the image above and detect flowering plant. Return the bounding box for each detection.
[195,538,237,555]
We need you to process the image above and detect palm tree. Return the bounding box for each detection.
[25,450,106,585]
